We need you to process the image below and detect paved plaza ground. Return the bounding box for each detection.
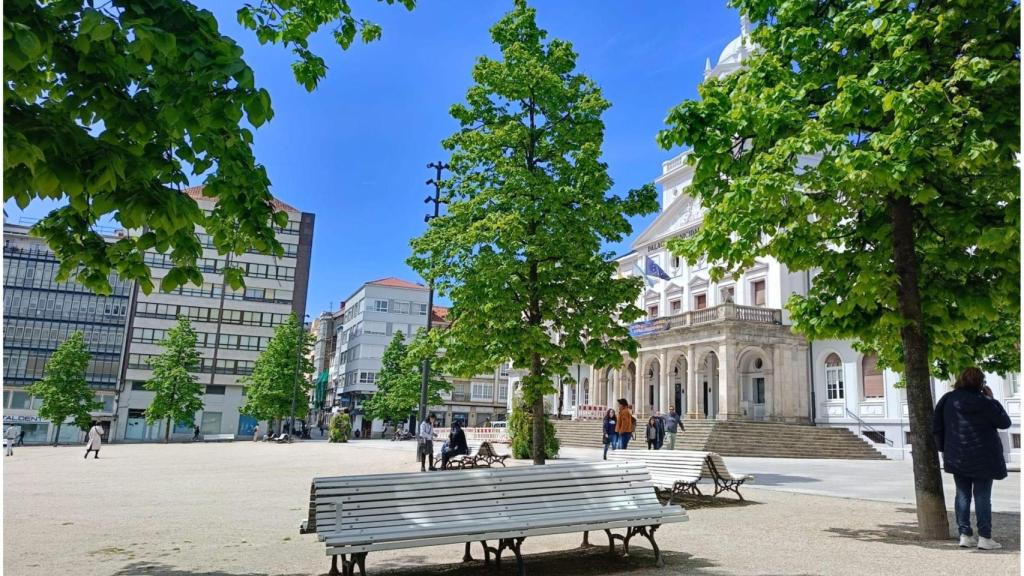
[3,439,1019,576]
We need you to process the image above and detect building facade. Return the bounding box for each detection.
[327,278,509,437]
[2,222,131,443]
[508,17,1020,463]
[114,186,314,441]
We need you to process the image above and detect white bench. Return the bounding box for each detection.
[436,440,510,469]
[302,461,688,575]
[608,450,711,498]
[202,433,234,442]
[609,450,753,500]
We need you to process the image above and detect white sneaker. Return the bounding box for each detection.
[959,535,979,548]
[978,537,1002,550]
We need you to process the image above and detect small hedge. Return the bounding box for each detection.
[508,400,559,459]
[329,413,351,443]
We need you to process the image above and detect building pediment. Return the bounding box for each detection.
[632,194,704,251]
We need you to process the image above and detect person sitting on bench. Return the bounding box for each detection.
[441,420,468,469]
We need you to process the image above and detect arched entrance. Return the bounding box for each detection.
[582,377,590,405]
[671,355,687,417]
[737,348,771,420]
[645,357,661,414]
[698,351,719,419]
[624,361,637,406]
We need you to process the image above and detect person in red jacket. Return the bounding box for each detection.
[614,399,634,449]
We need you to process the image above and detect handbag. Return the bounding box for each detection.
[602,433,609,445]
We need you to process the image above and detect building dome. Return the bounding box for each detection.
[705,14,756,80]
[716,34,748,67]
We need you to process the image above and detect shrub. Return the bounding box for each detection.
[329,413,351,443]
[508,400,559,459]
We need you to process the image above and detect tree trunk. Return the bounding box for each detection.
[164,418,171,443]
[889,194,949,540]
[53,422,62,447]
[531,352,546,465]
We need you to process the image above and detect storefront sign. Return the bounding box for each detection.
[3,415,44,423]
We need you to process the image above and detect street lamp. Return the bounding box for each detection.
[419,161,448,426]
[289,313,311,441]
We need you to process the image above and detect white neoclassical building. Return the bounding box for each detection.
[509,16,1020,463]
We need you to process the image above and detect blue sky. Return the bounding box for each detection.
[5,1,743,313]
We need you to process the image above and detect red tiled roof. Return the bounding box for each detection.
[431,306,450,323]
[183,184,299,213]
[367,277,425,290]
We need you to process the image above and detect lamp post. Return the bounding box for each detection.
[289,313,311,441]
[419,161,448,426]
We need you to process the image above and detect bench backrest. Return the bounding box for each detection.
[319,462,685,549]
[706,453,746,481]
[607,450,711,481]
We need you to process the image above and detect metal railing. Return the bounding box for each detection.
[630,303,783,337]
[845,407,894,446]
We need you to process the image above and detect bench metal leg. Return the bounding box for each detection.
[494,537,525,575]
[340,553,367,576]
[581,530,593,548]
[604,529,627,556]
[463,541,473,562]
[624,525,664,567]
[329,555,340,576]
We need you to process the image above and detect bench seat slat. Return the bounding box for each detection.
[312,461,618,486]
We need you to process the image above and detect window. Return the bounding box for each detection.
[497,382,509,402]
[669,299,682,315]
[131,381,148,391]
[500,362,511,377]
[394,301,411,314]
[205,385,226,395]
[825,353,845,400]
[720,285,735,304]
[471,381,493,401]
[1012,434,1021,449]
[752,377,765,404]
[358,371,378,384]
[864,431,886,444]
[1008,373,1019,397]
[10,391,30,409]
[693,293,707,310]
[862,353,885,399]
[417,303,428,315]
[751,280,766,307]
[647,305,659,319]
[200,412,223,434]
[583,379,590,405]
[672,255,680,270]
[905,431,915,445]
[374,299,389,313]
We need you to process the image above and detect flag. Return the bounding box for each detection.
[644,256,671,281]
[632,259,654,288]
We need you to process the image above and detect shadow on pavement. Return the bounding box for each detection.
[661,493,763,510]
[111,563,306,576]
[824,509,1020,553]
[738,473,821,487]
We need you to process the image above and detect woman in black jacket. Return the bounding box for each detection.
[933,367,1012,550]
[441,420,469,469]
[602,410,616,460]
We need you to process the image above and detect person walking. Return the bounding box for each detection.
[418,414,438,472]
[84,422,103,459]
[16,427,25,447]
[654,411,667,449]
[192,424,201,442]
[252,425,260,442]
[4,425,18,456]
[933,367,1012,550]
[614,399,634,450]
[664,406,682,451]
[645,417,658,450]
[441,421,469,469]
[601,409,617,460]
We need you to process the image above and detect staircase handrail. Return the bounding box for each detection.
[845,408,894,446]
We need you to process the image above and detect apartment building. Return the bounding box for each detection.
[114,186,314,441]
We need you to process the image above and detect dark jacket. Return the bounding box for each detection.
[933,388,1012,480]
[602,418,616,437]
[448,428,468,455]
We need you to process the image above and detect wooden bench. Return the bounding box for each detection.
[608,450,711,498]
[609,450,753,501]
[202,433,234,442]
[301,461,688,575]
[437,440,510,469]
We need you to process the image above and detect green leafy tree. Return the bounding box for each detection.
[657,1,1019,538]
[4,0,415,295]
[408,1,657,464]
[26,331,100,445]
[362,330,449,426]
[329,411,352,443]
[241,314,315,432]
[145,316,204,442]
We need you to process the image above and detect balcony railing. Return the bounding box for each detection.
[630,302,782,337]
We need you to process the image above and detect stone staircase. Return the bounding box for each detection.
[551,418,887,460]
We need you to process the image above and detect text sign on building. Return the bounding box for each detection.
[630,318,670,337]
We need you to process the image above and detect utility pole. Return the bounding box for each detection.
[419,161,448,426]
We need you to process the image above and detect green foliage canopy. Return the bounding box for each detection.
[362,330,450,426]
[27,331,100,443]
[657,0,1020,378]
[4,0,414,295]
[241,313,315,423]
[144,316,204,439]
[408,2,657,460]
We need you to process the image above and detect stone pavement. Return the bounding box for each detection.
[558,446,1021,513]
[3,440,1019,576]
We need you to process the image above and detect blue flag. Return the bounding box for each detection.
[644,256,671,281]
[633,259,654,288]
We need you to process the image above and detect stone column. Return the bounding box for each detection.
[717,340,739,420]
[660,349,670,414]
[635,352,646,418]
[686,346,699,419]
